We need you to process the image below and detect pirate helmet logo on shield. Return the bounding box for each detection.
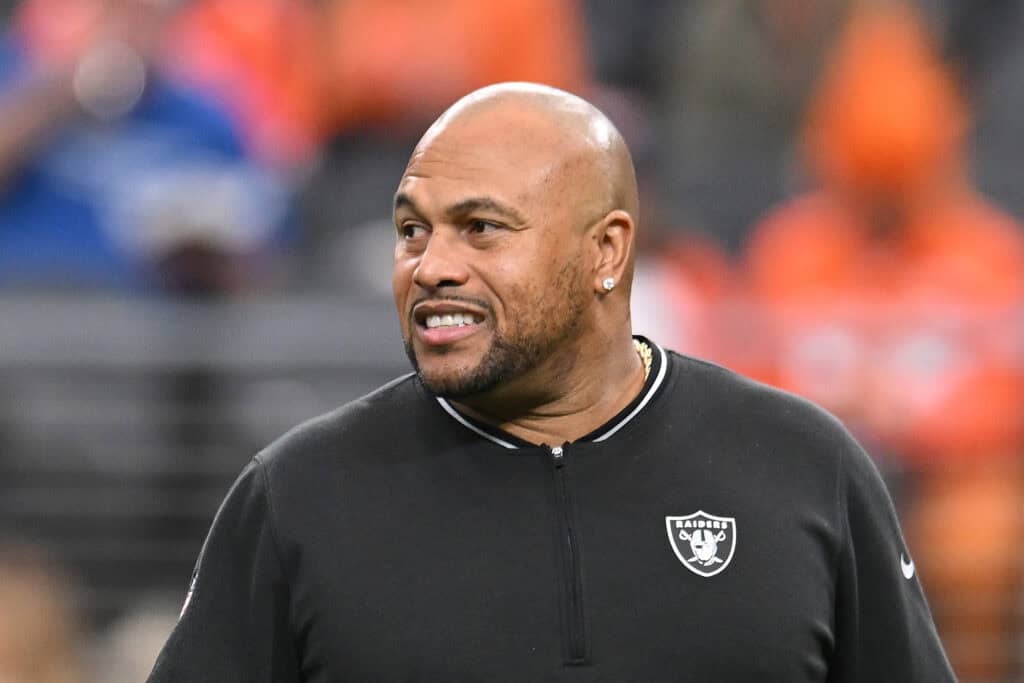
[665,511,737,577]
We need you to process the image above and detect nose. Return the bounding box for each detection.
[413,230,470,290]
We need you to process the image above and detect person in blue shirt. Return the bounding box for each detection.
[0,0,289,291]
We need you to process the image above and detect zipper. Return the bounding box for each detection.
[550,445,588,664]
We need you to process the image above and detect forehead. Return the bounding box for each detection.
[397,113,570,214]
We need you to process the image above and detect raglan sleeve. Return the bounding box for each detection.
[146,455,301,683]
[827,441,956,682]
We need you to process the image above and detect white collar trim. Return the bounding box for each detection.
[435,341,667,448]
[435,396,519,449]
[591,341,667,442]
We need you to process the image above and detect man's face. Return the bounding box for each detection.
[392,115,592,399]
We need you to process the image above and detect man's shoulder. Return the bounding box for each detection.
[661,349,878,517]
[255,372,423,471]
[664,349,861,459]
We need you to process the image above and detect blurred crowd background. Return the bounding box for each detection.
[0,0,1021,680]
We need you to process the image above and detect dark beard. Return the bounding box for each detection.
[405,326,551,398]
[403,262,587,399]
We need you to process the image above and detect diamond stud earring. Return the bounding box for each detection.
[602,277,616,292]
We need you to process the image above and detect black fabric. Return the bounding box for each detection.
[148,347,954,682]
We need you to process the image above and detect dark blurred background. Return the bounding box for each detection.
[0,0,1021,680]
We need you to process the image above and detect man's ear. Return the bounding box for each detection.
[590,209,635,293]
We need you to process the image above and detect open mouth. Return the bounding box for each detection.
[413,301,488,345]
[424,312,481,329]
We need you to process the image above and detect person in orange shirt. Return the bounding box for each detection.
[744,4,1024,680]
[167,0,588,166]
[167,0,590,288]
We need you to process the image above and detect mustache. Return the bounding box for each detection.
[409,295,493,320]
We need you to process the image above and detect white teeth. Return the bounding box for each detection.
[424,312,481,329]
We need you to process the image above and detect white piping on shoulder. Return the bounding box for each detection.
[435,397,519,449]
[591,342,668,442]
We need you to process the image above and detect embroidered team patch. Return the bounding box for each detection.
[666,511,737,577]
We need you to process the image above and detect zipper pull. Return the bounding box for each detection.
[550,445,565,467]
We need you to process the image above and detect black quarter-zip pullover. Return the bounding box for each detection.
[148,339,955,682]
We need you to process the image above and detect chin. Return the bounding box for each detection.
[416,363,495,399]
[403,329,529,399]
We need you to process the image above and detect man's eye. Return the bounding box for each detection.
[401,224,427,239]
[469,220,501,234]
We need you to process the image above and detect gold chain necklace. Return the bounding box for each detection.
[633,339,653,382]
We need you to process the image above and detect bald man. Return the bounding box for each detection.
[148,84,954,682]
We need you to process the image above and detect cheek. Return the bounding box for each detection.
[392,257,416,331]
[490,256,548,317]
[501,256,584,327]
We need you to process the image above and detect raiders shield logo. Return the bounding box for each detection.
[666,511,737,577]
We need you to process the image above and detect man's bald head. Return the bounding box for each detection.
[412,82,639,226]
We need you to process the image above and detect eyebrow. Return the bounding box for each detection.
[394,193,526,226]
[394,192,423,217]
[445,197,526,225]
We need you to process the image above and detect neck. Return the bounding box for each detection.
[451,332,645,446]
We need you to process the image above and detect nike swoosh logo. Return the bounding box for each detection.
[900,553,915,580]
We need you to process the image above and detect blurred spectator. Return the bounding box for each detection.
[166,0,589,290]
[0,0,290,292]
[165,0,329,167]
[746,0,1023,468]
[170,0,586,154]
[0,543,82,683]
[317,0,586,137]
[652,0,851,251]
[743,3,1024,679]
